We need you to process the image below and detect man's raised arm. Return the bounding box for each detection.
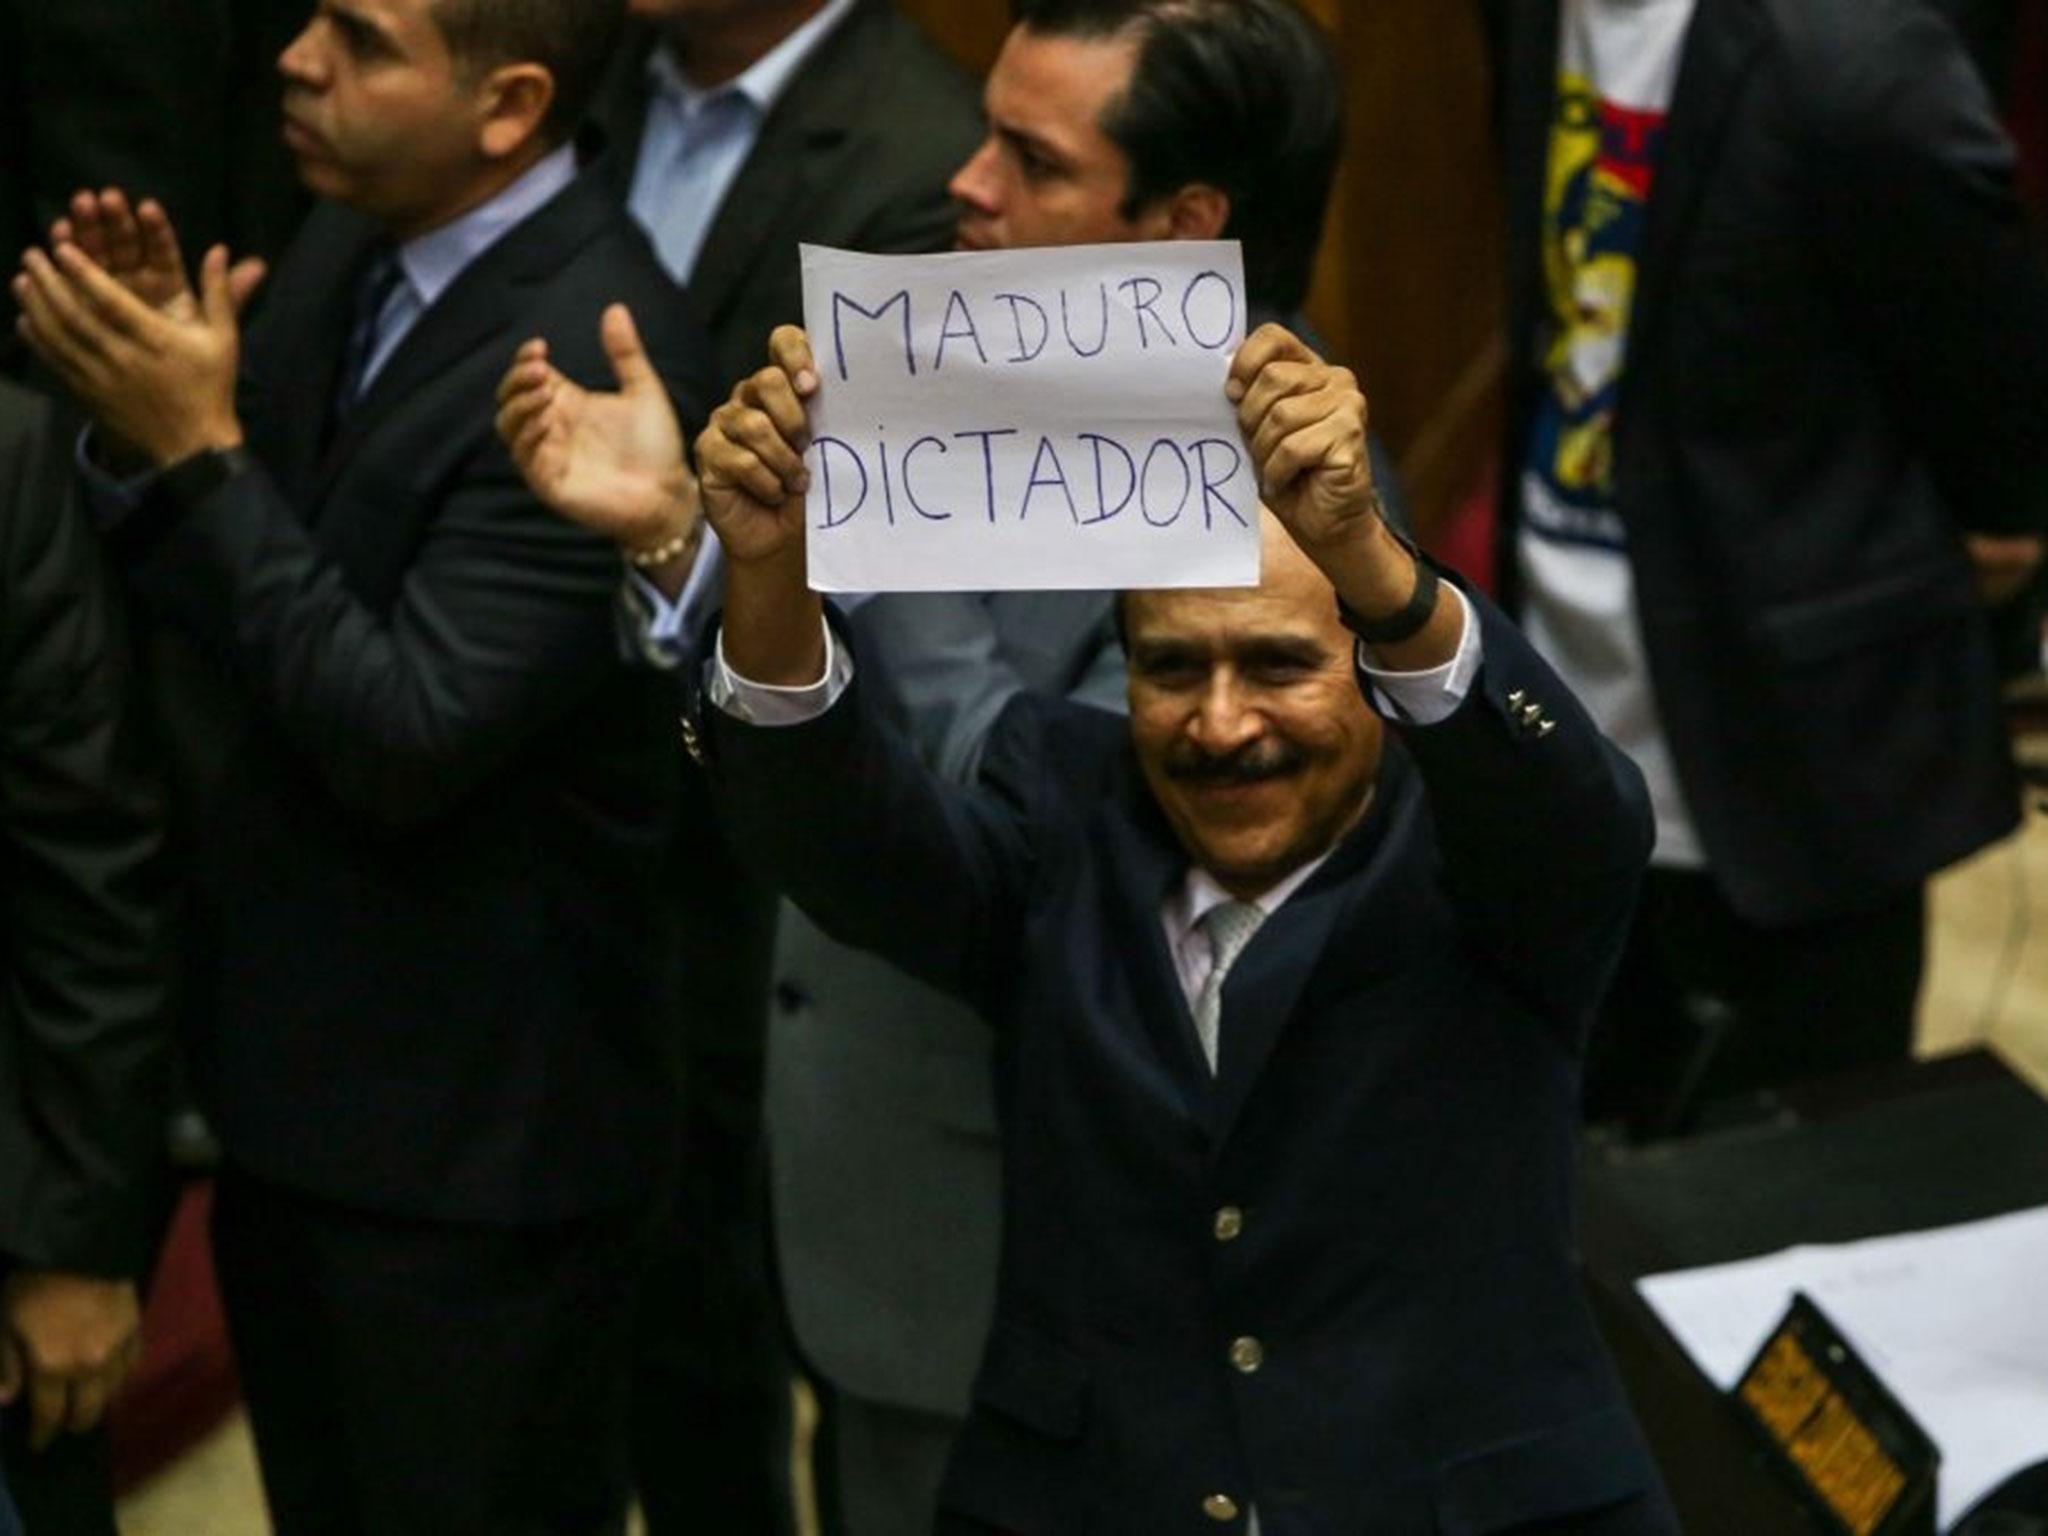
[693,325,828,687]
[1227,323,1463,672]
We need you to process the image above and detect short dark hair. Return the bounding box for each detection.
[431,0,626,144]
[1010,0,1343,314]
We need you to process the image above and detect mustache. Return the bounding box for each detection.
[1164,738,1305,786]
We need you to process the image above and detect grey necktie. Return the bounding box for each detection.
[1192,900,1265,1073]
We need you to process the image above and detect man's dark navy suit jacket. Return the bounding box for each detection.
[706,584,1675,1535]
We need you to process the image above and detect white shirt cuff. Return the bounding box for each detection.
[707,616,853,726]
[1359,584,1481,726]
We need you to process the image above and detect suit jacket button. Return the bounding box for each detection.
[1213,1206,1245,1242]
[1203,1493,1242,1522]
[1520,701,1544,727]
[679,715,705,767]
[1507,688,1526,709]
[1228,1336,1264,1373]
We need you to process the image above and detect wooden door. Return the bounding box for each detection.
[890,0,1505,534]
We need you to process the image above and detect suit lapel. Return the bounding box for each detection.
[1208,749,1414,1148]
[684,1,875,332]
[245,208,383,499]
[1101,781,1216,1122]
[1627,0,1769,381]
[312,168,613,504]
[591,24,660,193]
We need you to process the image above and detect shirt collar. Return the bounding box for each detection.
[646,0,859,118]
[396,143,579,311]
[1166,782,1377,938]
[1170,844,1337,942]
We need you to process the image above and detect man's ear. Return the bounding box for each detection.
[1165,183,1231,241]
[475,63,557,161]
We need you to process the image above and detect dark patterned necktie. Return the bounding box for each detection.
[329,247,404,433]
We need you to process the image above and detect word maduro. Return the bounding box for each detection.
[827,269,1240,383]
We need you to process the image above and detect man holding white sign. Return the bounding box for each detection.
[500,4,1378,1528]
[652,317,1676,1535]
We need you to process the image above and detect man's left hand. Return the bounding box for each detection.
[1227,323,1375,556]
[0,1271,144,1452]
[1967,533,2045,607]
[13,238,262,468]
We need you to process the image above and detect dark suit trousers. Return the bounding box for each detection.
[935,1486,1678,1535]
[0,1417,115,1536]
[631,815,792,1536]
[1585,867,1925,1137]
[630,1115,793,1536]
[211,1168,646,1536]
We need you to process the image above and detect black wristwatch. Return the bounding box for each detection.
[1336,518,1441,647]
[159,443,254,511]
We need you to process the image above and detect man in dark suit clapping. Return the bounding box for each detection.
[12,1,710,1530]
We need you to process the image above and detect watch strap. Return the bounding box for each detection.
[1336,523,1440,646]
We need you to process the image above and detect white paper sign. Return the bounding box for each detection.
[798,241,1259,593]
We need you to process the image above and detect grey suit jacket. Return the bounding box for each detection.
[768,592,1122,1414]
[596,0,985,395]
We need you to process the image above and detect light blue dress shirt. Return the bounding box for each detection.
[82,143,582,516]
[353,142,580,397]
[625,0,860,285]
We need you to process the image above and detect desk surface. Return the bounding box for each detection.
[1578,1051,2048,1534]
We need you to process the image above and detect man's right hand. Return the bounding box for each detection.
[55,189,194,319]
[53,188,265,322]
[0,1271,144,1451]
[695,324,817,568]
[496,303,703,591]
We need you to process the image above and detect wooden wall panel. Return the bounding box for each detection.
[892,0,1504,534]
[893,1,1011,75]
[1322,1,1504,536]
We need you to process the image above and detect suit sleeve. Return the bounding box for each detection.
[1390,581,1653,1038]
[107,431,640,838]
[704,651,1040,1022]
[1810,3,2048,538]
[0,394,172,1278]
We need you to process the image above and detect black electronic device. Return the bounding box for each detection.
[1731,1293,1939,1536]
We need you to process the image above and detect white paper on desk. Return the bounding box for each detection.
[1638,1204,2048,1530]
[797,242,1258,593]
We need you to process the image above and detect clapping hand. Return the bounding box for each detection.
[495,303,702,584]
[13,189,265,467]
[54,189,209,318]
